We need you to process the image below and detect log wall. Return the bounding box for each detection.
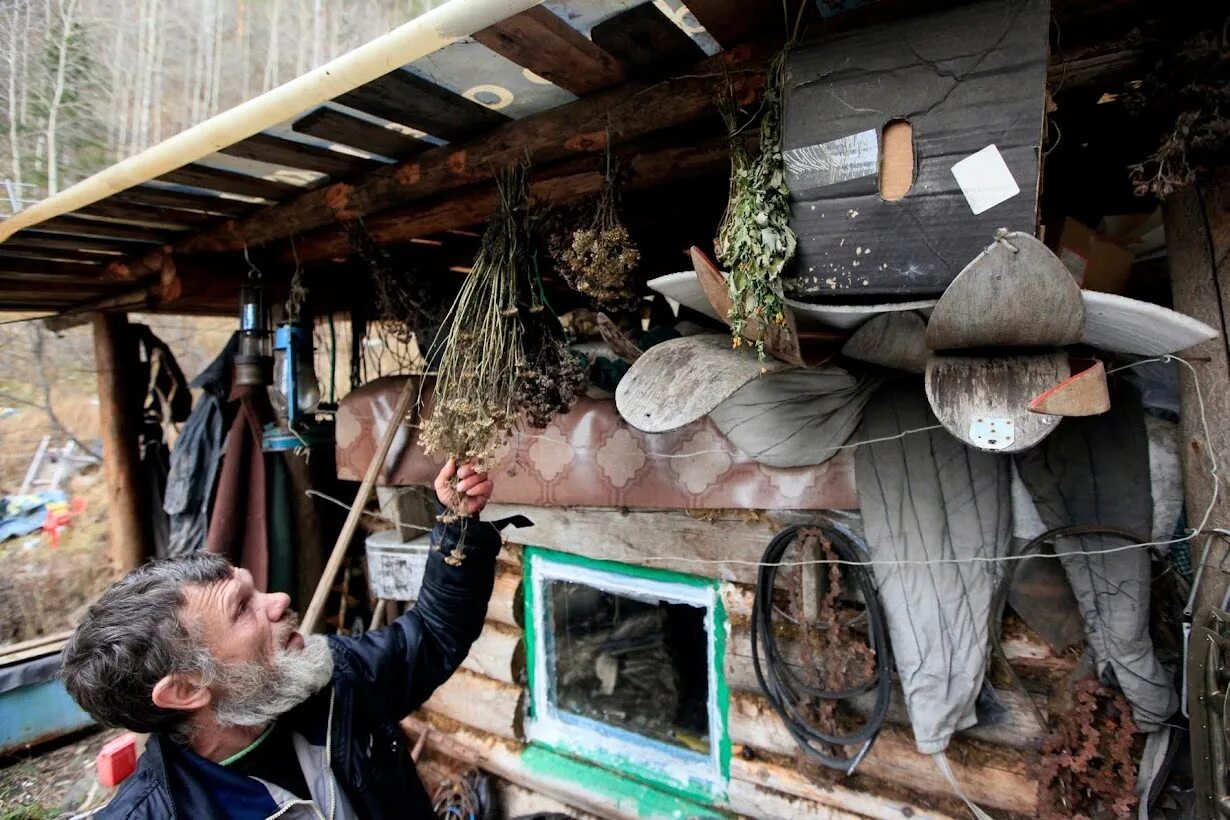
[410,510,1065,819]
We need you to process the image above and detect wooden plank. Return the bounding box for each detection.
[293,107,431,159]
[591,2,707,80]
[109,185,257,217]
[472,5,625,96]
[422,668,523,741]
[0,630,72,662]
[0,637,71,668]
[0,274,119,291]
[8,230,154,254]
[157,163,300,200]
[0,256,104,275]
[461,621,524,684]
[93,313,150,572]
[681,0,780,49]
[35,216,170,243]
[729,758,956,820]
[219,133,384,177]
[488,503,781,586]
[727,692,1039,814]
[925,353,1069,454]
[175,43,769,254]
[615,334,791,432]
[74,199,217,227]
[1028,359,1110,416]
[332,69,509,141]
[925,232,1084,351]
[290,140,729,265]
[1166,169,1230,767]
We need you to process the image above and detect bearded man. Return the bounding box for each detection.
[61,460,499,819]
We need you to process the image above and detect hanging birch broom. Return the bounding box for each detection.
[715,52,797,358]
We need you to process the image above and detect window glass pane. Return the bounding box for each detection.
[544,579,711,755]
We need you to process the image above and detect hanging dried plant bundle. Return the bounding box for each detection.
[516,329,587,429]
[715,52,797,358]
[420,167,529,472]
[340,217,444,345]
[549,171,640,310]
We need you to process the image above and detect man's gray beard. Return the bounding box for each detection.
[211,634,334,728]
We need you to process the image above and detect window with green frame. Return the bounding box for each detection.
[522,547,731,802]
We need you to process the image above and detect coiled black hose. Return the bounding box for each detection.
[751,525,892,773]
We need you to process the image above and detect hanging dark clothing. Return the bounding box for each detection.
[165,334,239,557]
[206,382,275,591]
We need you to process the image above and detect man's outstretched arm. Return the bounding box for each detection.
[329,460,500,718]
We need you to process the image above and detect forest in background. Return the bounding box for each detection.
[0,0,445,210]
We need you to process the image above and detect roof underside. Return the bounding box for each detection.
[0,0,1154,323]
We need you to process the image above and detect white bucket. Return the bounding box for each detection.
[365,531,431,601]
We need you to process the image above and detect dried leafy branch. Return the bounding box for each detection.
[716,51,796,358]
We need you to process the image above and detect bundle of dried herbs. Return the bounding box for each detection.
[339,217,444,345]
[420,168,529,472]
[716,52,797,358]
[1123,25,1229,199]
[421,167,588,484]
[547,166,640,310]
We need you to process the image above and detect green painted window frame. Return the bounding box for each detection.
[522,546,732,805]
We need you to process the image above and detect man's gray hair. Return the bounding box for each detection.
[61,552,232,735]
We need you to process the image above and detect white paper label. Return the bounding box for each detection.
[784,129,879,189]
[951,145,1020,215]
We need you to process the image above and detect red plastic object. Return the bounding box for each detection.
[97,733,138,787]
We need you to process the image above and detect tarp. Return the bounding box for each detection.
[855,380,1011,754]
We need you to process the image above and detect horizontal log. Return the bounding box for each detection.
[728,692,1039,814]
[422,667,524,741]
[489,567,522,628]
[496,781,604,820]
[288,139,730,266]
[724,641,1048,750]
[404,716,939,820]
[485,503,783,585]
[729,757,956,820]
[403,716,647,820]
[176,43,768,255]
[461,621,524,685]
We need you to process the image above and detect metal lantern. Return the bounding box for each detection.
[271,319,321,428]
[235,282,272,386]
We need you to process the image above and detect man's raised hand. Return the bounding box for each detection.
[433,458,493,518]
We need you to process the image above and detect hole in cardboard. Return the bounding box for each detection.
[880,119,914,201]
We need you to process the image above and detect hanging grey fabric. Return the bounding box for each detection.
[709,367,880,468]
[1014,383,1180,732]
[855,379,1012,754]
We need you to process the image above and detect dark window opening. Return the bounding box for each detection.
[544,579,711,755]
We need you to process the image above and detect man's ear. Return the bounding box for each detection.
[152,674,212,713]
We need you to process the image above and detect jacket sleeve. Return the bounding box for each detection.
[330,504,502,719]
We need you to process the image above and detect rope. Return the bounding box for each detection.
[751,525,891,773]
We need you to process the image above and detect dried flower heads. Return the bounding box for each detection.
[548,172,640,310]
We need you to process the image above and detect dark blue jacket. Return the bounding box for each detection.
[95,512,505,819]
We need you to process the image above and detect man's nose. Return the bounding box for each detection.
[264,591,292,622]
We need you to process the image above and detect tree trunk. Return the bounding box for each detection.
[44,0,79,195]
[262,0,281,91]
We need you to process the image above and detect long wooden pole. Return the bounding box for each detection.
[301,375,418,634]
[92,312,148,572]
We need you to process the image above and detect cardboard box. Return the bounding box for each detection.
[782,0,1049,298]
[1054,218,1134,294]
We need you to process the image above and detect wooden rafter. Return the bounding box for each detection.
[219,133,385,177]
[293,108,432,160]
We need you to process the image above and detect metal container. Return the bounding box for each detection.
[365,531,431,601]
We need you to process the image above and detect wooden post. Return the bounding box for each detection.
[92,312,148,572]
[1166,168,1230,615]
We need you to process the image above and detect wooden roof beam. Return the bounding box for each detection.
[177,43,769,257]
[285,138,730,266]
